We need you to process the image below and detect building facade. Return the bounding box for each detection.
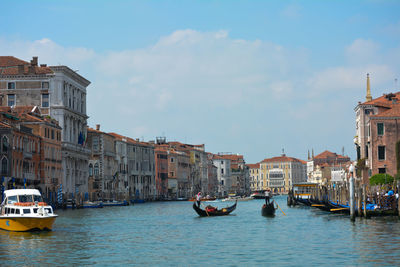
[260,154,307,193]
[0,56,91,200]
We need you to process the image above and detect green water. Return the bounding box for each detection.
[1,196,399,266]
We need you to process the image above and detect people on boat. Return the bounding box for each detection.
[205,205,217,212]
[196,192,202,206]
[265,189,272,205]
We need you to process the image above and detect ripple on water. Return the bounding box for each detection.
[1,196,400,266]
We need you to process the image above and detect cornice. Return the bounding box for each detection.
[49,66,91,87]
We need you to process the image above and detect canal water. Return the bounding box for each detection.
[1,196,400,266]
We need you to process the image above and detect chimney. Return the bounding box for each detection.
[31,56,38,66]
[96,124,100,131]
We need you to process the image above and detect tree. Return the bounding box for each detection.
[369,173,394,186]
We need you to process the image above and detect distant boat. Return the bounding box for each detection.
[250,193,265,199]
[102,200,128,207]
[82,201,103,208]
[193,201,237,217]
[261,201,276,217]
[0,189,58,231]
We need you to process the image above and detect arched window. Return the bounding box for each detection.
[89,164,93,176]
[2,136,8,153]
[94,163,99,176]
[1,157,8,175]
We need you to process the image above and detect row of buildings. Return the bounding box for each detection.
[247,74,400,192]
[247,150,351,193]
[0,56,250,202]
[1,56,396,200]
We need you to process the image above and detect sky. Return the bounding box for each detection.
[1,0,400,163]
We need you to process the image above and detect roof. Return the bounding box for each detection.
[370,104,400,118]
[261,155,306,164]
[360,92,400,108]
[246,163,260,169]
[4,189,41,197]
[0,56,27,67]
[314,150,349,160]
[0,56,53,75]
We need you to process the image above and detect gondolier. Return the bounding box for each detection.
[196,192,202,207]
[265,189,271,205]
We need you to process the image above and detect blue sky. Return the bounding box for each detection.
[1,0,400,163]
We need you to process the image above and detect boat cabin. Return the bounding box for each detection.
[1,189,54,216]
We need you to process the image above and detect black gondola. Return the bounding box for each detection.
[192,201,237,217]
[261,201,276,216]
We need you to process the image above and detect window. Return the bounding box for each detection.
[92,137,99,151]
[42,82,49,89]
[42,94,49,107]
[7,94,15,106]
[23,209,31,214]
[170,157,174,163]
[377,123,384,136]
[7,82,15,89]
[378,168,386,174]
[2,136,8,153]
[378,146,385,160]
[94,163,99,176]
[89,164,93,176]
[365,145,369,159]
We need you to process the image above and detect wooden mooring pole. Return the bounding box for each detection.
[349,164,355,221]
[363,184,367,218]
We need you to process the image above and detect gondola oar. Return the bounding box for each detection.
[275,202,286,216]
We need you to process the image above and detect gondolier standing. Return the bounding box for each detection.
[265,189,271,205]
[196,192,202,207]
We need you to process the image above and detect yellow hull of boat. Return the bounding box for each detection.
[0,216,57,232]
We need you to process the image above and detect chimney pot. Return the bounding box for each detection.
[32,56,38,66]
[40,64,47,67]
[96,124,100,131]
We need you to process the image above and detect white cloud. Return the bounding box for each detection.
[1,31,399,162]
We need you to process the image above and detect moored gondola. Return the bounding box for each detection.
[193,200,237,217]
[261,201,276,216]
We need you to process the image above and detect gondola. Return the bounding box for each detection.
[261,201,276,216]
[192,200,237,217]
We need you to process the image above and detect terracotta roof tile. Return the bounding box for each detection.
[261,156,305,164]
[0,56,53,75]
[370,104,400,118]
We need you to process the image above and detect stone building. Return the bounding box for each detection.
[260,154,307,193]
[108,133,156,201]
[354,73,400,181]
[247,163,261,192]
[0,56,91,200]
[16,106,62,201]
[0,108,41,191]
[154,138,169,200]
[87,125,118,201]
[369,104,400,176]
[212,155,232,197]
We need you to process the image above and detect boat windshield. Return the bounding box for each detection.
[33,195,43,202]
[7,196,17,204]
[19,195,34,203]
